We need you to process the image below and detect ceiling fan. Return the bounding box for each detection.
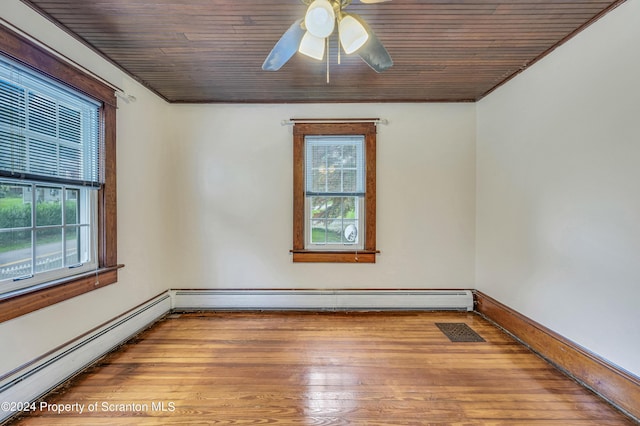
[262,0,393,74]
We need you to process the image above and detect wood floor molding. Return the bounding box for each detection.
[474,290,640,422]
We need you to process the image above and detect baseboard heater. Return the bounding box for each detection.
[0,293,171,425]
[171,289,474,311]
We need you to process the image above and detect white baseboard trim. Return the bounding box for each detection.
[171,289,474,311]
[0,292,171,424]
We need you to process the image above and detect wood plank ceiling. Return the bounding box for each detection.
[19,0,625,103]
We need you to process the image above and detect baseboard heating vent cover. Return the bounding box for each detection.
[436,323,485,342]
[171,289,474,311]
[0,292,171,424]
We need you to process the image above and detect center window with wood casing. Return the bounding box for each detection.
[292,121,377,263]
[306,135,364,249]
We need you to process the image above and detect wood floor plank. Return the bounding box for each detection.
[8,312,635,425]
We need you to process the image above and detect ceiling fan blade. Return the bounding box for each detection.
[351,14,393,72]
[356,0,392,3]
[262,18,305,71]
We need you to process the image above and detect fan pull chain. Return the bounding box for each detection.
[338,1,342,65]
[326,36,330,84]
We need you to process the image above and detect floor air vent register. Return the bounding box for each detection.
[436,323,486,342]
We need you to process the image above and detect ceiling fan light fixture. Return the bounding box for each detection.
[298,31,325,60]
[339,15,369,54]
[262,0,393,75]
[304,0,336,38]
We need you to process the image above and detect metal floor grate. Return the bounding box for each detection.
[436,323,486,342]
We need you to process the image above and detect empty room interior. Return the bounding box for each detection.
[0,0,639,424]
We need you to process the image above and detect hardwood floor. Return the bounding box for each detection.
[9,312,635,425]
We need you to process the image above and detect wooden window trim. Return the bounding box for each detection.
[0,24,121,323]
[292,122,377,263]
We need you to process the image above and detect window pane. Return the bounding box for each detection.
[65,226,81,265]
[28,92,57,137]
[311,144,326,168]
[30,138,59,178]
[311,197,327,219]
[35,228,63,273]
[343,169,357,192]
[342,220,358,244]
[311,169,326,192]
[65,188,80,224]
[342,145,356,167]
[0,183,32,228]
[326,169,341,192]
[59,105,82,144]
[0,80,26,128]
[0,229,32,280]
[59,145,83,180]
[36,186,62,226]
[325,197,343,219]
[326,225,342,243]
[1,183,33,281]
[28,139,58,176]
[327,145,343,169]
[310,220,327,244]
[65,225,91,266]
[78,224,91,264]
[0,130,27,173]
[344,197,357,219]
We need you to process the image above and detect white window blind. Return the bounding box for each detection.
[305,135,365,196]
[0,55,102,187]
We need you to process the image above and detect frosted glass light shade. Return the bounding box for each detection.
[339,15,369,54]
[304,0,335,38]
[299,31,325,60]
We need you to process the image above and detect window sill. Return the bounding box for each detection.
[0,265,124,324]
[291,250,378,263]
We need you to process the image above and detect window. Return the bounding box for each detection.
[305,136,365,250]
[0,182,96,290]
[292,122,377,263]
[0,56,101,292]
[0,24,119,323]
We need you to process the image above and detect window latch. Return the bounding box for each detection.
[69,263,84,269]
[13,274,34,282]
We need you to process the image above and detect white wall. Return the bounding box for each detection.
[476,0,640,376]
[167,103,476,290]
[0,1,172,373]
